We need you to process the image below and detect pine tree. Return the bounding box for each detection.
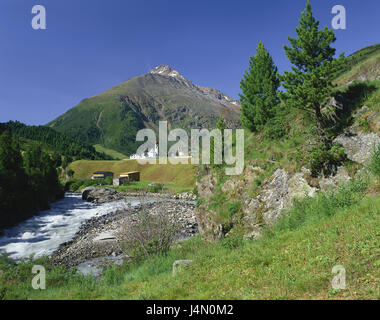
[282,0,344,144]
[0,131,23,173]
[240,41,280,131]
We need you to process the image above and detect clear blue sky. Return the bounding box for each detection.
[0,0,379,125]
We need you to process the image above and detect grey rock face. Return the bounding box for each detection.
[195,166,318,239]
[334,131,380,164]
[258,169,317,225]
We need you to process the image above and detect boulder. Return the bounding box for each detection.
[81,186,97,201]
[334,131,380,164]
[81,187,119,204]
[195,204,224,240]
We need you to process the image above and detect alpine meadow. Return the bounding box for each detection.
[0,0,379,305]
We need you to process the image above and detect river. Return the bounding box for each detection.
[0,193,140,260]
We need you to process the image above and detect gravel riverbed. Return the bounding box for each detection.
[50,194,198,268]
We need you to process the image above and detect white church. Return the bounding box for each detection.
[129,140,189,160]
[129,141,159,160]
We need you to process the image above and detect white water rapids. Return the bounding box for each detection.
[0,193,140,260]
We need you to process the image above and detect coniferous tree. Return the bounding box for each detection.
[240,41,280,131]
[0,131,23,173]
[282,0,344,144]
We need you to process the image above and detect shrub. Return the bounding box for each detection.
[308,142,346,177]
[148,183,164,193]
[103,176,113,185]
[119,208,180,261]
[263,113,287,140]
[369,144,380,177]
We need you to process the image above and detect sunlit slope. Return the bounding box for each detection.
[69,159,197,188]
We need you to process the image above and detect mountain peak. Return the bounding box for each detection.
[149,64,184,79]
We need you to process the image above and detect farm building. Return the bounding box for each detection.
[91,171,114,180]
[113,171,140,187]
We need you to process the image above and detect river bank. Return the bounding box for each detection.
[51,197,198,267]
[0,188,198,273]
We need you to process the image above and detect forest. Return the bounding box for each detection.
[0,130,65,231]
[0,121,111,161]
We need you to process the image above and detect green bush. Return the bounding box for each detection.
[309,143,346,177]
[103,176,113,185]
[263,114,287,140]
[120,209,180,261]
[148,183,164,193]
[369,144,380,176]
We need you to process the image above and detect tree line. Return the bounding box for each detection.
[0,121,111,161]
[0,130,64,231]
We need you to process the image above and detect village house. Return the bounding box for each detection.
[113,171,140,187]
[91,171,114,180]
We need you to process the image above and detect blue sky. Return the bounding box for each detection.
[0,0,379,125]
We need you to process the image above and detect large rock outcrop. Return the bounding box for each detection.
[258,169,318,225]
[334,131,380,164]
[195,166,320,240]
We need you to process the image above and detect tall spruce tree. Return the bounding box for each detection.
[240,41,280,131]
[282,0,344,144]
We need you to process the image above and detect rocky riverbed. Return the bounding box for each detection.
[81,186,197,204]
[50,190,198,269]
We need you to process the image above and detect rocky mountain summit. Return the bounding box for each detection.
[49,64,241,155]
[149,64,240,107]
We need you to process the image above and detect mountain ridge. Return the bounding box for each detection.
[48,64,241,155]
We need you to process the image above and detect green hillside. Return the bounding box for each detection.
[0,121,110,160]
[335,43,380,86]
[69,159,196,189]
[93,144,128,160]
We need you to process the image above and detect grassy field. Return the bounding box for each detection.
[93,144,128,160]
[69,159,197,189]
[1,178,378,300]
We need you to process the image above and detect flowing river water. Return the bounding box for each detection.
[0,193,142,260]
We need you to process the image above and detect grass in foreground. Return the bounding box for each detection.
[1,179,378,300]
